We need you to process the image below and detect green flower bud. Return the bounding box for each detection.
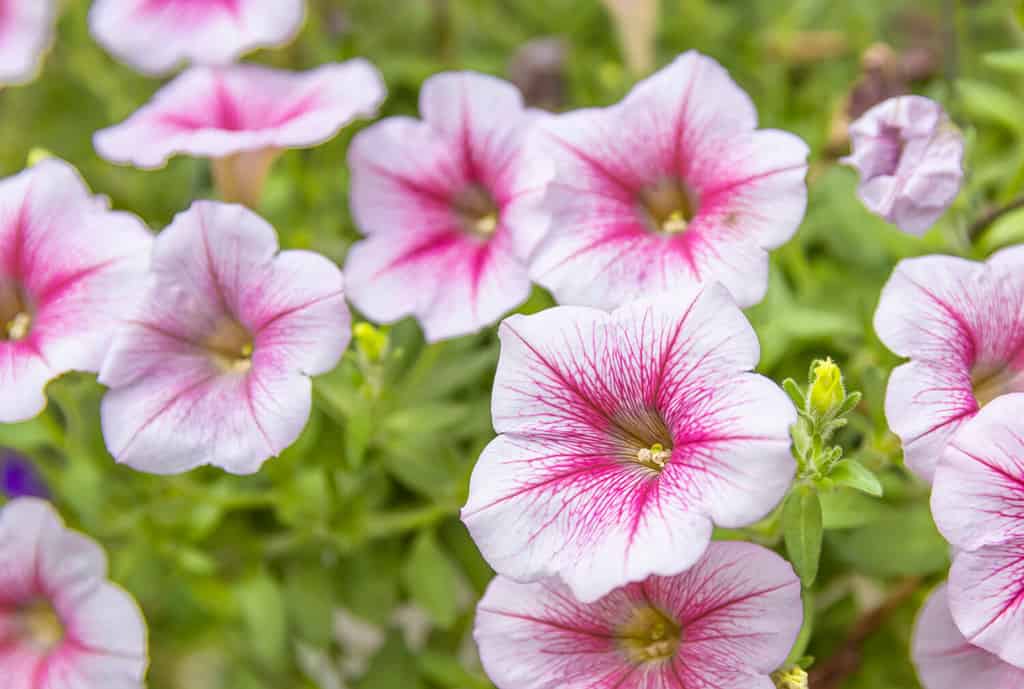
[771,666,809,689]
[809,357,844,417]
[353,322,388,363]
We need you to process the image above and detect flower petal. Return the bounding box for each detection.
[0,0,57,85]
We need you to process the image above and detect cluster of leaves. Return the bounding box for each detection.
[4,1,1024,688]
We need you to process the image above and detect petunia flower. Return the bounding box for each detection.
[89,0,305,76]
[94,60,386,208]
[873,247,1024,482]
[0,159,153,424]
[474,541,802,689]
[99,201,350,475]
[529,50,808,310]
[842,95,964,235]
[343,71,552,342]
[913,584,1024,689]
[0,449,48,499]
[0,497,148,688]
[0,0,57,86]
[930,393,1024,668]
[461,285,796,603]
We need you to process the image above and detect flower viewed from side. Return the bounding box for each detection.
[89,0,305,75]
[474,541,802,689]
[912,585,1024,689]
[842,95,964,235]
[0,159,153,424]
[99,201,350,475]
[94,60,386,208]
[874,247,1024,481]
[462,286,796,602]
[0,0,57,85]
[344,72,552,342]
[931,394,1024,668]
[529,50,808,310]
[0,498,148,687]
[0,449,48,499]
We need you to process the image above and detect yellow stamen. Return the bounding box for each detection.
[637,442,672,470]
[660,209,689,235]
[4,312,31,341]
[474,213,498,236]
[19,600,63,652]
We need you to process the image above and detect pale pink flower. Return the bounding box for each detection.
[874,247,1024,481]
[99,201,350,475]
[89,0,305,75]
[842,95,964,235]
[461,285,796,603]
[0,159,152,424]
[343,71,552,342]
[0,0,57,85]
[0,497,148,688]
[529,50,808,310]
[94,61,386,207]
[474,541,802,689]
[931,393,1024,668]
[913,585,1024,689]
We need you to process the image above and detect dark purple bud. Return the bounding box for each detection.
[0,449,49,499]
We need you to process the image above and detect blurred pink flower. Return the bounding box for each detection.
[94,61,386,207]
[0,159,152,423]
[343,71,552,342]
[913,585,1024,689]
[931,394,1024,668]
[530,51,808,310]
[461,286,796,602]
[474,541,802,689]
[874,247,1024,482]
[99,201,350,475]
[842,95,963,235]
[89,0,305,75]
[0,0,57,85]
[0,498,148,688]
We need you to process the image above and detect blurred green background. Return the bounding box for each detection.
[4,1,1024,687]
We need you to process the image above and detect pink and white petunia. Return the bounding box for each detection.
[874,247,1024,482]
[94,60,386,208]
[0,497,148,688]
[0,0,57,85]
[474,541,802,689]
[0,159,152,424]
[89,0,305,75]
[529,50,808,310]
[461,285,796,603]
[842,95,964,236]
[99,200,350,475]
[912,585,1024,689]
[344,71,552,342]
[930,394,1024,668]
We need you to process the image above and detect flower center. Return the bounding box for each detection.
[0,282,32,342]
[972,363,1024,408]
[204,318,254,373]
[611,407,674,473]
[638,178,700,236]
[453,184,500,239]
[16,599,63,652]
[618,605,681,664]
[636,443,672,471]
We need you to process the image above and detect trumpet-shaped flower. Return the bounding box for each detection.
[0,0,57,85]
[874,247,1024,481]
[474,541,802,689]
[89,0,305,75]
[0,159,152,423]
[99,201,350,475]
[344,71,552,342]
[461,285,796,602]
[931,394,1024,669]
[94,61,386,207]
[529,50,808,310]
[842,95,964,235]
[913,585,1024,689]
[0,498,148,688]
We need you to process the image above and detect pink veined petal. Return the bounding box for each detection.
[61,582,148,667]
[0,344,51,423]
[0,0,57,85]
[947,541,1024,669]
[0,498,54,604]
[0,643,46,689]
[913,585,1024,689]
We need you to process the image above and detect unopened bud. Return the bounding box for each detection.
[353,322,388,363]
[809,357,845,417]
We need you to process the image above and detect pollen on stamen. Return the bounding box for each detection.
[661,210,689,235]
[4,312,31,341]
[474,213,499,236]
[19,599,64,652]
[636,442,672,471]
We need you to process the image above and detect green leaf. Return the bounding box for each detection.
[357,634,426,689]
[820,489,894,529]
[958,79,1024,134]
[829,502,950,577]
[783,489,823,587]
[984,49,1024,74]
[285,566,336,646]
[782,378,806,410]
[401,531,459,629]
[236,570,288,675]
[418,652,492,689]
[828,459,883,497]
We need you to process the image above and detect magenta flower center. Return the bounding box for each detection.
[0,282,32,342]
[204,318,254,373]
[15,599,63,653]
[618,604,681,664]
[611,407,675,473]
[452,184,500,239]
[638,178,700,236]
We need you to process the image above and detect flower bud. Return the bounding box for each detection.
[353,322,388,363]
[809,357,845,417]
